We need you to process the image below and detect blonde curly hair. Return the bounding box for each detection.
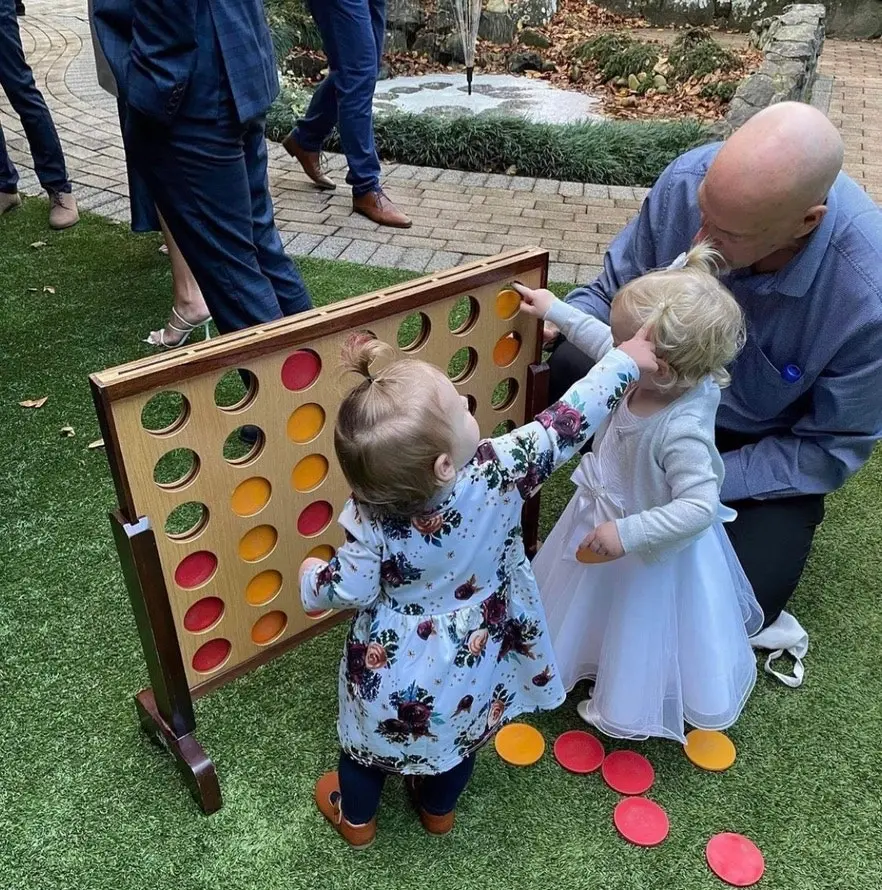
[614,241,745,390]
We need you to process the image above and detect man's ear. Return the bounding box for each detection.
[434,453,456,484]
[796,204,827,238]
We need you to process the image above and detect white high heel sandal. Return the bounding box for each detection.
[144,307,212,348]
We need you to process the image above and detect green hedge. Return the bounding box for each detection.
[267,98,709,187]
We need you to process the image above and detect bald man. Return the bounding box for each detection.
[546,102,882,636]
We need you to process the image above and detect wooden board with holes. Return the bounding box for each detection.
[91,249,549,697]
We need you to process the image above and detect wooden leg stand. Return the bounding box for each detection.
[523,361,551,560]
[110,510,222,815]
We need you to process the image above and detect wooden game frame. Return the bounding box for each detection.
[90,248,551,814]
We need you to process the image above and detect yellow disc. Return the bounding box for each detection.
[495,288,521,320]
[576,545,615,564]
[291,454,329,492]
[231,477,271,517]
[307,544,336,562]
[287,403,326,444]
[494,723,545,766]
[684,729,736,772]
[238,524,278,562]
[245,570,282,606]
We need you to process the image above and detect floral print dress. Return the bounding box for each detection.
[300,349,637,775]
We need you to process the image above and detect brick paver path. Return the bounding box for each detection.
[2,1,878,283]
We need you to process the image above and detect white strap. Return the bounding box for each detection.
[749,611,808,688]
[760,648,805,688]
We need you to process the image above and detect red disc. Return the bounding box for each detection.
[174,550,217,589]
[297,500,333,537]
[706,833,765,887]
[613,797,669,847]
[281,349,321,391]
[191,637,231,673]
[554,730,605,774]
[183,596,224,632]
[601,750,655,795]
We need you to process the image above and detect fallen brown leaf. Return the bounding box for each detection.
[19,397,48,408]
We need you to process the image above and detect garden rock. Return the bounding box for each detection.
[520,28,552,48]
[509,51,545,73]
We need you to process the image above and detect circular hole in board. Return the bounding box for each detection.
[231,477,272,517]
[491,378,519,411]
[238,524,278,562]
[192,638,232,674]
[297,501,334,537]
[174,550,218,590]
[491,419,516,437]
[246,569,283,606]
[223,425,265,466]
[466,394,477,416]
[398,312,430,352]
[251,610,288,646]
[495,288,521,320]
[153,448,200,490]
[141,391,190,436]
[214,369,258,412]
[287,403,326,445]
[183,596,225,634]
[448,296,479,335]
[281,349,322,392]
[493,332,522,368]
[307,543,336,562]
[291,454,329,493]
[165,502,209,541]
[447,347,478,384]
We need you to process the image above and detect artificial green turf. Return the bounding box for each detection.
[2,198,881,890]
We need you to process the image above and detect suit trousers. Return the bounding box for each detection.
[0,0,70,195]
[291,0,385,196]
[124,102,311,334]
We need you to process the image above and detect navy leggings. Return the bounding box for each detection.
[338,751,476,825]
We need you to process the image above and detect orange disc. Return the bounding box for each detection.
[231,477,271,517]
[245,570,282,606]
[287,403,325,444]
[684,729,737,771]
[238,524,278,562]
[495,288,521,320]
[576,545,615,564]
[494,723,545,766]
[251,610,288,645]
[492,332,521,367]
[291,454,329,492]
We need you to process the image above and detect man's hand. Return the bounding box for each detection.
[299,557,326,584]
[579,521,625,560]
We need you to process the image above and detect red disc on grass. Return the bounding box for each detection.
[706,833,765,887]
[554,730,605,774]
[601,750,655,795]
[613,797,669,847]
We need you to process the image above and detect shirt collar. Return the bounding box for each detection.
[772,178,839,298]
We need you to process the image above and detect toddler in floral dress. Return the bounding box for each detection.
[299,331,656,848]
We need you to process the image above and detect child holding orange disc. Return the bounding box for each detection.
[299,329,656,849]
[516,244,763,744]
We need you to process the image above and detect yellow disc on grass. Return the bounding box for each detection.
[495,723,545,766]
[684,729,736,772]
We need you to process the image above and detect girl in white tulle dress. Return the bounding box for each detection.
[515,244,763,744]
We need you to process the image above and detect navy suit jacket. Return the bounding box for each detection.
[91,0,278,124]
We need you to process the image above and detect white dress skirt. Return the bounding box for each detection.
[535,436,763,744]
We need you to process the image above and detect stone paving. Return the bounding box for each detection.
[2,1,879,284]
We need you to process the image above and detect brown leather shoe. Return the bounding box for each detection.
[48,192,79,230]
[314,772,377,849]
[0,191,22,215]
[353,188,412,228]
[282,133,336,190]
[404,776,456,836]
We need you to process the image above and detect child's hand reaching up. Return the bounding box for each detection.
[579,521,625,560]
[512,282,560,344]
[299,557,327,584]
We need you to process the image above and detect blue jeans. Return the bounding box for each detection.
[338,751,476,824]
[0,0,70,195]
[292,0,384,196]
[125,100,312,334]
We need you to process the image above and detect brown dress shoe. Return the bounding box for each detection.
[0,191,22,215]
[282,133,336,190]
[48,192,79,230]
[314,772,377,849]
[404,777,456,836]
[353,188,412,228]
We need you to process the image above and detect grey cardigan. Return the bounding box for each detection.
[546,298,731,561]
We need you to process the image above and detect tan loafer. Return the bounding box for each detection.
[282,133,336,190]
[0,191,22,215]
[352,188,412,228]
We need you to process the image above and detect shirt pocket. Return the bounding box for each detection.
[732,337,809,422]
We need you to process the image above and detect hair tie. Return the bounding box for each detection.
[667,251,688,270]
